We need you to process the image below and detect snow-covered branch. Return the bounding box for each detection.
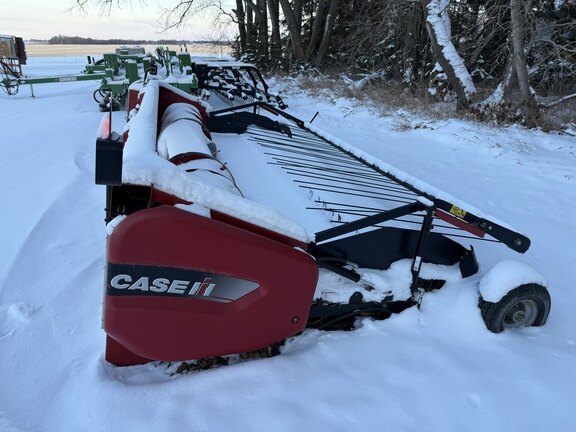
[424,0,476,108]
[541,92,576,108]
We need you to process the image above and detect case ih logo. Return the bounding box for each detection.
[110,275,216,297]
[106,263,259,302]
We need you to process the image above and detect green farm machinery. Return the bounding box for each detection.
[1,38,285,111]
[1,41,150,109]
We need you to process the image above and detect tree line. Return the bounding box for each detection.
[225,0,576,125]
[77,0,576,126]
[47,35,195,45]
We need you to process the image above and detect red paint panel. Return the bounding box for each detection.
[210,210,308,249]
[104,206,318,365]
[435,209,486,238]
[127,88,141,112]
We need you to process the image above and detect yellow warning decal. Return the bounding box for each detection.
[449,206,467,218]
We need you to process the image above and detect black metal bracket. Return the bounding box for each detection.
[314,201,427,243]
[208,111,292,137]
[410,207,436,294]
[95,132,124,186]
[434,199,530,253]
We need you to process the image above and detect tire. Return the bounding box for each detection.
[93,88,107,104]
[479,284,551,333]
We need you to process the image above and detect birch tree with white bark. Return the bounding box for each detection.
[423,0,476,108]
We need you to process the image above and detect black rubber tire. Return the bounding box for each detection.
[479,284,551,333]
[93,88,107,104]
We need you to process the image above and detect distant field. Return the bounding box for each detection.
[25,43,231,57]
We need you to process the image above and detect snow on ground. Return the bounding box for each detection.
[1,57,576,431]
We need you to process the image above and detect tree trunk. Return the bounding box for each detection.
[257,0,269,62]
[502,54,518,101]
[403,2,425,82]
[293,0,303,34]
[316,0,342,66]
[234,0,247,53]
[510,0,539,125]
[479,53,516,107]
[510,0,531,99]
[423,0,476,109]
[268,0,282,65]
[279,0,306,60]
[307,0,327,59]
[246,4,255,49]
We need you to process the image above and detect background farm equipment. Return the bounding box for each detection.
[0,39,135,105]
[95,78,551,368]
[0,34,26,78]
[1,38,285,112]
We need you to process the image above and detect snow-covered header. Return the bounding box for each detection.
[120,80,312,243]
[305,122,520,234]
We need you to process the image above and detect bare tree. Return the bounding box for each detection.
[267,0,282,64]
[510,0,539,125]
[316,0,341,65]
[423,0,477,108]
[279,0,306,60]
[403,1,426,82]
[233,0,247,53]
[73,0,131,15]
[306,0,327,59]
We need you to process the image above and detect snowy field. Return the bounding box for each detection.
[24,43,230,57]
[1,56,576,431]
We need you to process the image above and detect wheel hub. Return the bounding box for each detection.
[503,299,538,329]
[512,310,526,323]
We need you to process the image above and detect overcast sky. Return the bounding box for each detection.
[0,0,224,41]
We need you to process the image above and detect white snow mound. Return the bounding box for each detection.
[478,260,548,303]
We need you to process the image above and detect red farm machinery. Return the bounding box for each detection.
[95,69,551,369]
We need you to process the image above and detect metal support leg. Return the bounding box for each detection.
[410,207,435,305]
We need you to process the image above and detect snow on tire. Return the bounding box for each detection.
[479,284,551,333]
